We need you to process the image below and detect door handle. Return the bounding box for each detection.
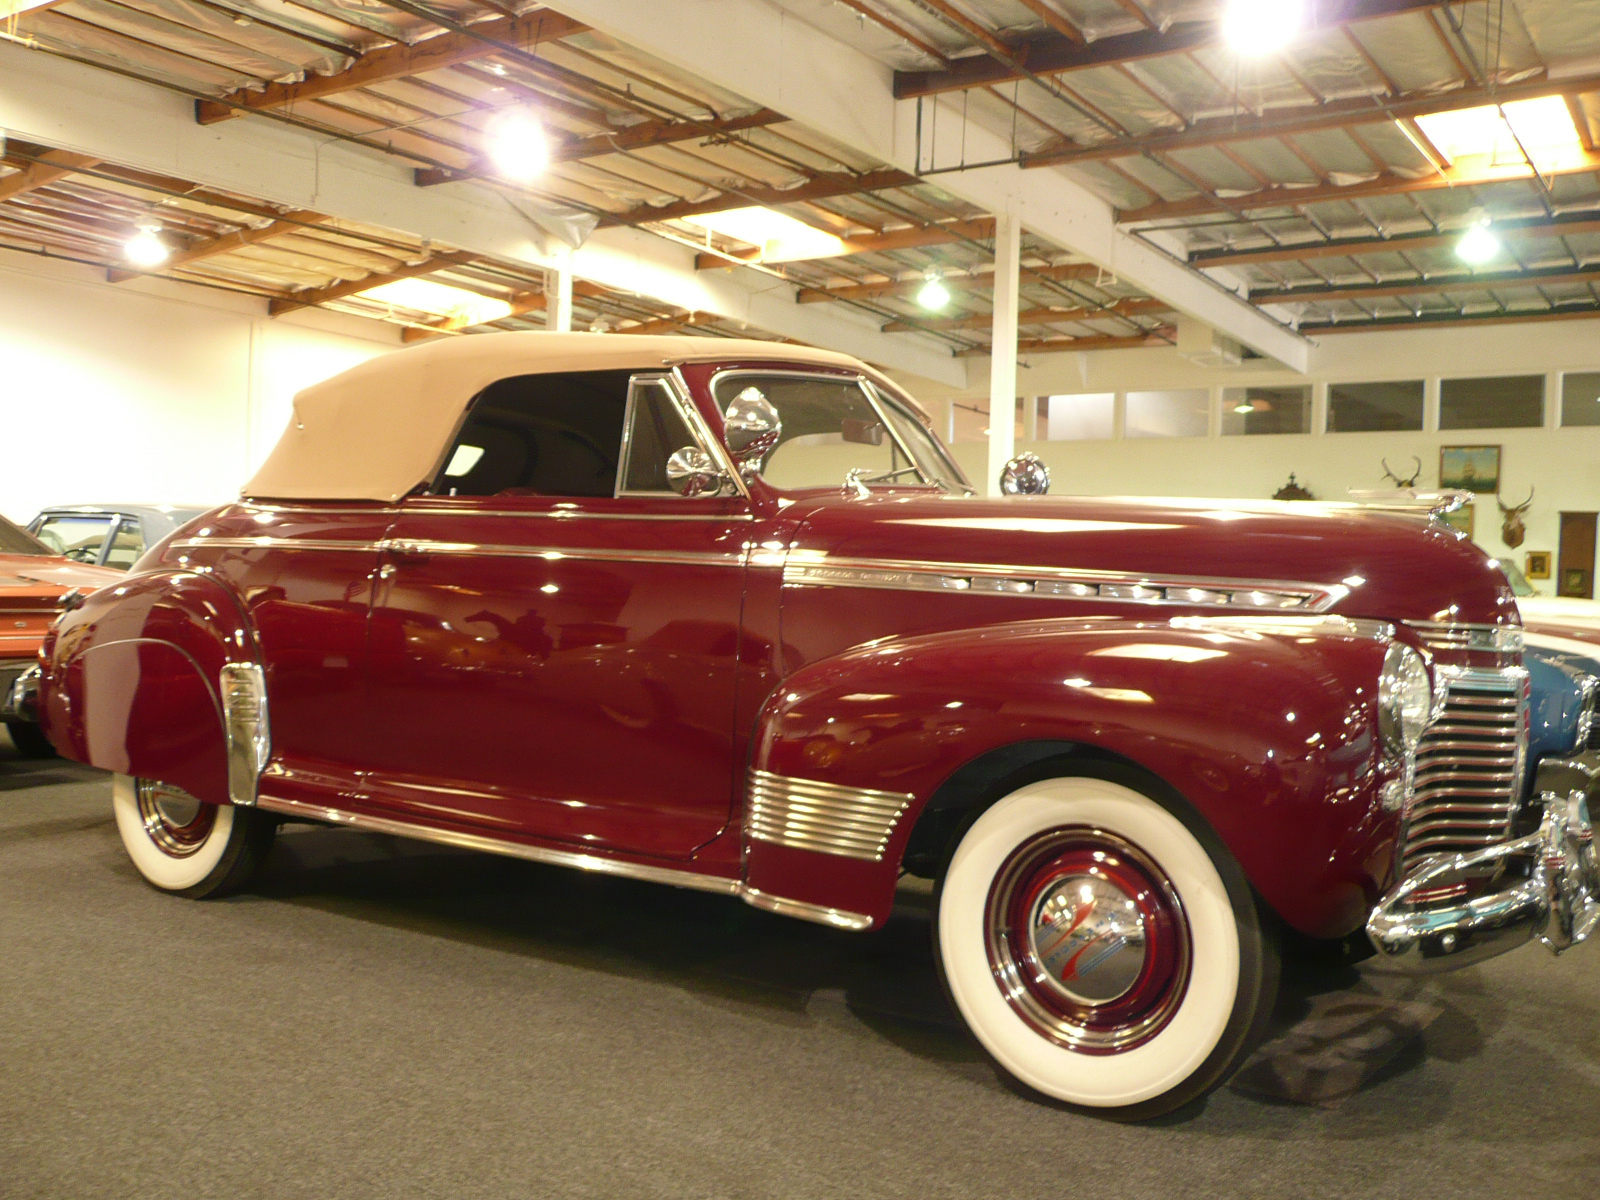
[381,538,432,561]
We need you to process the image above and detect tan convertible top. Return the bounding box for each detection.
[243,332,882,503]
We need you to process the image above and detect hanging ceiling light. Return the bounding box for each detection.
[1457,211,1502,265]
[916,270,951,311]
[1221,0,1307,57]
[483,108,549,181]
[123,222,170,268]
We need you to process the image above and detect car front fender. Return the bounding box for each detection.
[743,615,1399,937]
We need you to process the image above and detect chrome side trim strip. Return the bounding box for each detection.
[740,887,874,931]
[172,537,383,553]
[379,540,746,570]
[746,768,914,862]
[784,553,1341,613]
[402,509,752,523]
[255,793,743,896]
[1171,614,1394,641]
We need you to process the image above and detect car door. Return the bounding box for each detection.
[364,369,751,860]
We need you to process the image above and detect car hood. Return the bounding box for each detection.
[783,492,1517,628]
[0,554,121,599]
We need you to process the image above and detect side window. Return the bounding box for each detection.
[435,369,633,498]
[103,519,145,569]
[621,379,701,494]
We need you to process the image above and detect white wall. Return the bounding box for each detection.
[0,252,399,524]
[892,317,1600,588]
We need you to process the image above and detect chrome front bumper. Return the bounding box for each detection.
[1367,756,1600,971]
[0,663,39,722]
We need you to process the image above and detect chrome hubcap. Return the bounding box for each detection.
[135,779,216,857]
[985,827,1191,1055]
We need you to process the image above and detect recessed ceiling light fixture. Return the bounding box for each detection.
[1456,210,1502,265]
[483,108,549,181]
[1221,0,1306,57]
[680,206,848,263]
[916,270,951,311]
[122,222,170,267]
[356,278,513,326]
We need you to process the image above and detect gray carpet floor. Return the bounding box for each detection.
[2,732,1597,1199]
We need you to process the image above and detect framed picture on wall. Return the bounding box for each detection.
[1441,505,1475,540]
[1439,444,1502,493]
[1526,551,1552,580]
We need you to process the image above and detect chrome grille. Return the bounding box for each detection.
[1408,621,1523,658]
[1399,671,1526,878]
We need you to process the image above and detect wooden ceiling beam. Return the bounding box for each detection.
[694,216,995,269]
[268,251,480,316]
[1252,263,1600,305]
[894,0,1444,99]
[0,149,102,201]
[1120,147,1600,223]
[797,261,1100,303]
[598,168,919,228]
[1191,212,1600,269]
[1303,305,1600,334]
[415,108,787,186]
[107,210,330,282]
[1014,0,1085,43]
[1024,70,1600,171]
[196,11,589,124]
[955,330,1175,357]
[882,296,1168,332]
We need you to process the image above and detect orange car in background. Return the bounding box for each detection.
[0,514,119,757]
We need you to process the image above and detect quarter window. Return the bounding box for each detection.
[436,370,633,498]
[621,380,702,495]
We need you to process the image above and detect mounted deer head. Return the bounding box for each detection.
[1498,487,1534,549]
[1382,456,1423,488]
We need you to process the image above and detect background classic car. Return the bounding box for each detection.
[0,513,121,757]
[33,334,1599,1121]
[27,504,211,571]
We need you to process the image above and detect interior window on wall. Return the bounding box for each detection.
[1328,381,1425,432]
[1222,386,1312,436]
[1560,372,1600,427]
[1043,394,1115,441]
[1125,389,1208,439]
[950,400,990,444]
[1439,375,1544,429]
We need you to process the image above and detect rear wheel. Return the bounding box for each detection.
[934,769,1278,1121]
[111,774,276,898]
[4,720,56,759]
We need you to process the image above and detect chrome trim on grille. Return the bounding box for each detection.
[218,663,269,808]
[783,553,1341,613]
[746,769,914,862]
[1409,620,1525,656]
[1397,665,1529,879]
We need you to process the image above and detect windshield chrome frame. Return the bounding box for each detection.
[706,367,967,495]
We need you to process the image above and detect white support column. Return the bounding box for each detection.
[986,212,1021,497]
[545,261,574,332]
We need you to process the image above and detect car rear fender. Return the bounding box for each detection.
[743,615,1399,937]
[38,570,259,805]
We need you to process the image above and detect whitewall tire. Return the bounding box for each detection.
[111,774,276,898]
[934,768,1277,1120]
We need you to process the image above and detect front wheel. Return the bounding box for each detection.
[111,774,276,898]
[934,770,1278,1121]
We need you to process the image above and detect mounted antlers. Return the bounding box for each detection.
[1498,487,1534,549]
[1381,456,1422,488]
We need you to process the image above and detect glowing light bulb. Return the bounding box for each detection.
[123,224,169,267]
[916,274,951,311]
[484,108,549,181]
[1456,219,1502,265]
[1221,0,1307,57]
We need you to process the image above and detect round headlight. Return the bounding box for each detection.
[1379,643,1432,755]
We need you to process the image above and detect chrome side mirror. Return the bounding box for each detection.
[1000,453,1050,496]
[723,387,782,463]
[665,447,730,498]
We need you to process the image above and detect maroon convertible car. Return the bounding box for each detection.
[31,333,1600,1119]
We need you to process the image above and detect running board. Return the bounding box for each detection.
[255,793,873,931]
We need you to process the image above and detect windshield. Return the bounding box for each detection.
[31,514,115,563]
[0,514,50,556]
[711,372,969,494]
[1492,558,1535,597]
